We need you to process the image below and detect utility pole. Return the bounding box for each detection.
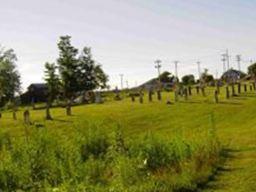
[197,61,201,79]
[226,49,230,70]
[236,55,241,71]
[174,60,179,80]
[119,74,124,90]
[221,54,226,73]
[154,59,162,82]
[126,80,129,89]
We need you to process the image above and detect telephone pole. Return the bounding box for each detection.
[154,59,162,82]
[126,80,129,89]
[226,49,230,70]
[221,54,226,73]
[236,55,241,71]
[174,60,179,79]
[197,61,201,79]
[119,74,124,90]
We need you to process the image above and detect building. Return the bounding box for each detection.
[20,83,48,104]
[221,69,246,83]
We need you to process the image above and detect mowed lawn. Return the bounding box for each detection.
[1,86,256,191]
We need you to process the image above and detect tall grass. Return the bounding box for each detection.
[0,123,222,192]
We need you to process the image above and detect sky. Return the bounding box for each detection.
[1,0,256,91]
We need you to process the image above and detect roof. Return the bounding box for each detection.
[28,83,47,89]
[221,69,245,79]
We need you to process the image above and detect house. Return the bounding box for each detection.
[20,83,48,104]
[221,69,246,83]
[137,71,176,91]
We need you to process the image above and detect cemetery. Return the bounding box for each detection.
[1,1,256,191]
[1,36,256,191]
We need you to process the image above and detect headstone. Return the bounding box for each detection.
[226,86,230,99]
[188,86,192,96]
[148,89,153,102]
[196,86,200,94]
[131,94,135,102]
[95,92,103,104]
[13,111,17,120]
[214,90,219,103]
[114,87,121,100]
[184,88,188,100]
[238,83,241,94]
[157,90,162,101]
[201,86,206,97]
[23,110,31,125]
[139,91,143,104]
[231,84,236,96]
[244,84,247,92]
[174,90,179,102]
[216,81,221,94]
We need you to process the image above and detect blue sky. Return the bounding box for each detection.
[1,0,256,90]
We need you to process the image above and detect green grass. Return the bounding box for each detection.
[1,85,256,191]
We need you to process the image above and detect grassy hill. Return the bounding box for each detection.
[1,86,256,191]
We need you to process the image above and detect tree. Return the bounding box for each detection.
[0,46,21,119]
[201,69,214,84]
[159,71,175,83]
[57,36,79,116]
[44,62,60,120]
[248,63,256,79]
[182,74,195,85]
[77,47,108,92]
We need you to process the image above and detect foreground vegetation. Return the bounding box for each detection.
[1,86,256,191]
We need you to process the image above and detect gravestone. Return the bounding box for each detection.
[184,88,188,100]
[231,84,236,96]
[148,89,153,102]
[214,90,219,103]
[157,90,162,101]
[188,86,192,96]
[226,86,230,99]
[238,83,241,94]
[244,84,247,92]
[196,86,200,94]
[23,110,31,125]
[13,111,17,120]
[95,92,103,104]
[131,94,135,102]
[201,86,206,97]
[139,91,143,104]
[174,90,179,102]
[114,87,121,101]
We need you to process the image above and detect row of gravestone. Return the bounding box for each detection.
[0,109,32,125]
[124,82,256,104]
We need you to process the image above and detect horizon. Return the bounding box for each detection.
[1,0,256,91]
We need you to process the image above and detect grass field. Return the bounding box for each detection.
[1,86,256,191]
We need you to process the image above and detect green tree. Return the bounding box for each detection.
[57,36,79,116]
[248,63,256,78]
[182,74,195,85]
[201,69,214,84]
[44,62,60,120]
[0,46,21,119]
[77,47,108,93]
